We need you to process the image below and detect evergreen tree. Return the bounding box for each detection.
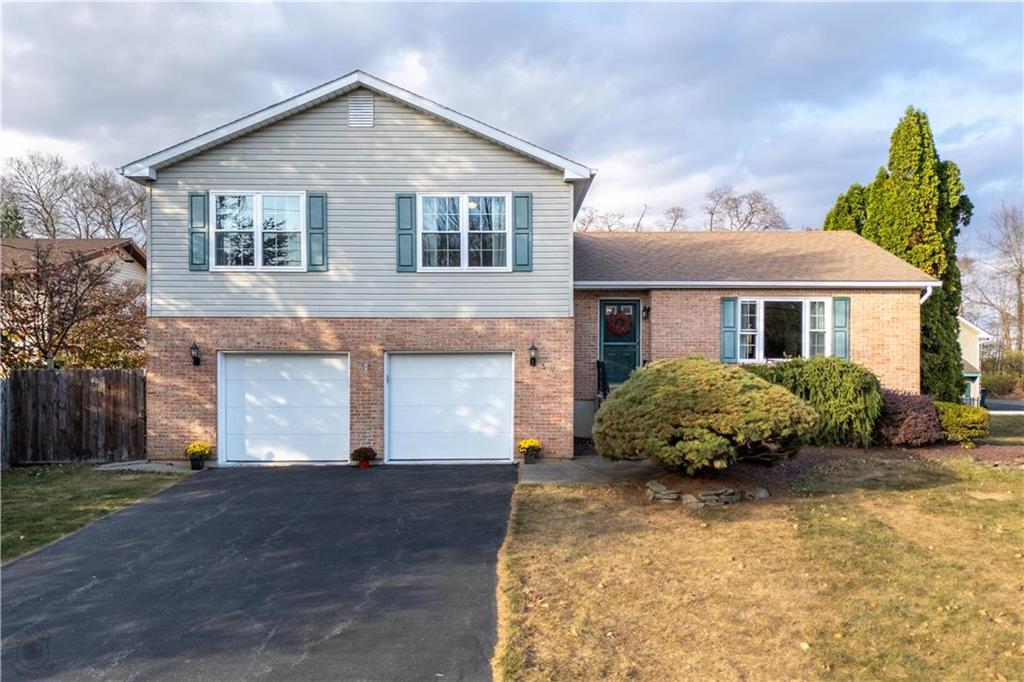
[1,203,27,238]
[823,182,869,234]
[824,107,971,400]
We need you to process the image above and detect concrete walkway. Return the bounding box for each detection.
[520,455,662,485]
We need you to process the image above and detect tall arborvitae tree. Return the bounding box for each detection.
[822,182,869,234]
[825,107,972,401]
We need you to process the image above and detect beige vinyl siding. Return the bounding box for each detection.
[107,255,146,286]
[149,89,574,318]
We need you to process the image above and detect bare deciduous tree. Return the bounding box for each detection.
[1,242,145,371]
[630,203,649,231]
[964,202,1024,353]
[1,153,147,243]
[701,184,788,231]
[658,206,688,231]
[574,207,625,232]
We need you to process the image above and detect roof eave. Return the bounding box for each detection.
[118,70,594,184]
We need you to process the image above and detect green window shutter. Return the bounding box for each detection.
[188,191,209,271]
[512,192,533,272]
[720,297,738,363]
[307,192,327,272]
[832,297,850,360]
[395,193,416,272]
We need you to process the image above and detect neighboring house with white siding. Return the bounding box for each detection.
[957,316,992,405]
[119,70,939,466]
[1,238,146,285]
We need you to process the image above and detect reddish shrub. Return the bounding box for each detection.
[874,390,944,447]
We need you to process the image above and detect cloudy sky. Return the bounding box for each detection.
[3,2,1021,249]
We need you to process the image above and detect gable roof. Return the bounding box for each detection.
[573,231,939,288]
[2,238,146,271]
[958,316,993,341]
[118,70,596,196]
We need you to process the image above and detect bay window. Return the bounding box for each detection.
[736,298,831,362]
[211,191,306,270]
[418,193,511,271]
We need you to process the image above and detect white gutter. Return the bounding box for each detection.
[574,280,942,290]
[919,285,933,304]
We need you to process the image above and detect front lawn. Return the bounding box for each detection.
[494,455,1024,680]
[1,464,185,561]
[984,414,1024,446]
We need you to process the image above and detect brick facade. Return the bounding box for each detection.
[575,288,922,397]
[147,317,574,461]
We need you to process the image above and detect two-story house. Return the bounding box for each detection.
[121,71,938,465]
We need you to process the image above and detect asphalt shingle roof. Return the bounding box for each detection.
[573,231,937,285]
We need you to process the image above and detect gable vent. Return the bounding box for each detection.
[348,92,374,127]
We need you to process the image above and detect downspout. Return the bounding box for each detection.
[919,285,933,305]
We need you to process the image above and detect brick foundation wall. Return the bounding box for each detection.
[147,317,574,461]
[648,288,921,392]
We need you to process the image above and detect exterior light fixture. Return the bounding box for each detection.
[190,342,201,366]
[528,343,538,367]
[642,305,651,320]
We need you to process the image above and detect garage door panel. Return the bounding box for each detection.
[388,378,511,407]
[221,353,349,463]
[225,406,349,436]
[388,404,508,434]
[387,353,513,462]
[226,434,349,463]
[224,379,349,409]
[389,431,513,461]
[387,354,510,379]
[225,355,348,381]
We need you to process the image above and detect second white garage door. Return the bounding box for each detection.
[386,353,514,462]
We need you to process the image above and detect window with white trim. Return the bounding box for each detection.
[736,298,831,362]
[211,191,306,270]
[418,193,511,271]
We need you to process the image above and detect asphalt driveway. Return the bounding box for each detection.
[1,465,516,681]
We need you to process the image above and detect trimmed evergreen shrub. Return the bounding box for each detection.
[935,402,991,448]
[875,390,944,447]
[746,357,882,447]
[592,357,817,473]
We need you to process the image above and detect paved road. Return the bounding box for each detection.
[1,466,516,681]
[987,397,1024,413]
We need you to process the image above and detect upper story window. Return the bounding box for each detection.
[418,193,510,271]
[211,191,306,271]
[737,298,831,362]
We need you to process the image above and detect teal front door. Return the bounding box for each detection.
[600,300,641,386]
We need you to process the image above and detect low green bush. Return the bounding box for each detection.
[981,371,1018,397]
[934,402,991,448]
[746,357,882,447]
[593,357,817,473]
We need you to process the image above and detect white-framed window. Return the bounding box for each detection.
[736,298,832,363]
[210,191,306,271]
[417,193,511,271]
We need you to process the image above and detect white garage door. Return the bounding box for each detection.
[219,353,350,463]
[387,353,513,462]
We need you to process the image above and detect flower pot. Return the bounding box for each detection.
[357,459,371,470]
[524,452,538,464]
[190,458,205,471]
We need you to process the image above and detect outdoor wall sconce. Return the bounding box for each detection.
[642,305,651,320]
[528,343,538,367]
[190,342,201,366]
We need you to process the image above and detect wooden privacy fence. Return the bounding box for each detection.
[5,369,145,464]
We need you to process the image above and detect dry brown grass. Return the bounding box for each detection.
[493,455,1024,681]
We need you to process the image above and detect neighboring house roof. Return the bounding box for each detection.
[1,238,146,271]
[118,70,596,211]
[957,316,994,342]
[573,231,940,288]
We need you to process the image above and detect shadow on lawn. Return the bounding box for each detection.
[793,456,959,496]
